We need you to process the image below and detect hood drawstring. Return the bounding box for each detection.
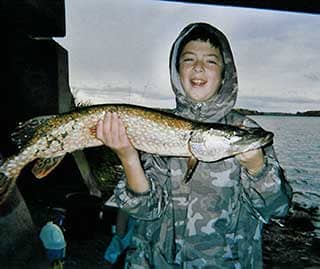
[194,103,204,121]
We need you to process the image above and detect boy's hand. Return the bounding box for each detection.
[96,112,149,193]
[96,112,139,164]
[236,148,265,176]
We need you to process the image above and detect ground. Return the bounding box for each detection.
[24,197,320,269]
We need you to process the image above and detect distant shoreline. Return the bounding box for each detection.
[235,108,320,117]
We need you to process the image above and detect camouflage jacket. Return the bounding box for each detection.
[113,23,292,269]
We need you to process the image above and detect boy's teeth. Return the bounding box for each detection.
[192,79,205,86]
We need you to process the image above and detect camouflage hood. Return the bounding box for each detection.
[169,22,238,122]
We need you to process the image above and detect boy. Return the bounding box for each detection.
[97,22,292,269]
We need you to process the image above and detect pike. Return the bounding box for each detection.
[0,103,273,204]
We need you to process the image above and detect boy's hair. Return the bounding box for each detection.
[176,25,224,72]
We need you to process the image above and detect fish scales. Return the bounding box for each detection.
[121,114,192,156]
[0,103,273,204]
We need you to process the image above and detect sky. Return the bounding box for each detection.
[55,0,320,113]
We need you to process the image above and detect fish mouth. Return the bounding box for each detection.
[251,130,273,147]
[231,130,274,152]
[262,132,274,145]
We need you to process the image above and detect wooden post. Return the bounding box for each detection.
[56,41,101,197]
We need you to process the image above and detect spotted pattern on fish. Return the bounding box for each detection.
[0,103,273,205]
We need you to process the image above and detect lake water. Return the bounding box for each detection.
[251,116,320,209]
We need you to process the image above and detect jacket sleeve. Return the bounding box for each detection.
[239,118,293,223]
[113,153,171,221]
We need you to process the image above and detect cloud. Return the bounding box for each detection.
[304,72,320,81]
[56,1,320,113]
[72,85,176,108]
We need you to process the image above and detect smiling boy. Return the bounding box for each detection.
[97,23,292,269]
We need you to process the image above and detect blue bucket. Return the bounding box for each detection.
[40,221,66,263]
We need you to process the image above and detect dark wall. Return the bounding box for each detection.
[0,0,86,204]
[1,0,65,37]
[1,0,71,156]
[0,1,74,265]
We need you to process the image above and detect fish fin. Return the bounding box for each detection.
[183,156,199,184]
[32,155,65,179]
[11,115,55,149]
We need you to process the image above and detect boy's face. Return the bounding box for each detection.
[179,40,224,102]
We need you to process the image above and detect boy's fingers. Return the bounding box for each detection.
[118,120,128,143]
[103,112,112,143]
[96,119,103,141]
[111,112,120,143]
[97,111,131,149]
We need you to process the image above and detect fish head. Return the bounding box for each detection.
[189,129,235,162]
[189,126,273,162]
[229,126,274,155]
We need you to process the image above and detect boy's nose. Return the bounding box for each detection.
[193,61,204,72]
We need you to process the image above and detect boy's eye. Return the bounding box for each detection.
[183,58,194,62]
[207,59,217,64]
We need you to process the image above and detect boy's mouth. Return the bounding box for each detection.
[191,79,207,87]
